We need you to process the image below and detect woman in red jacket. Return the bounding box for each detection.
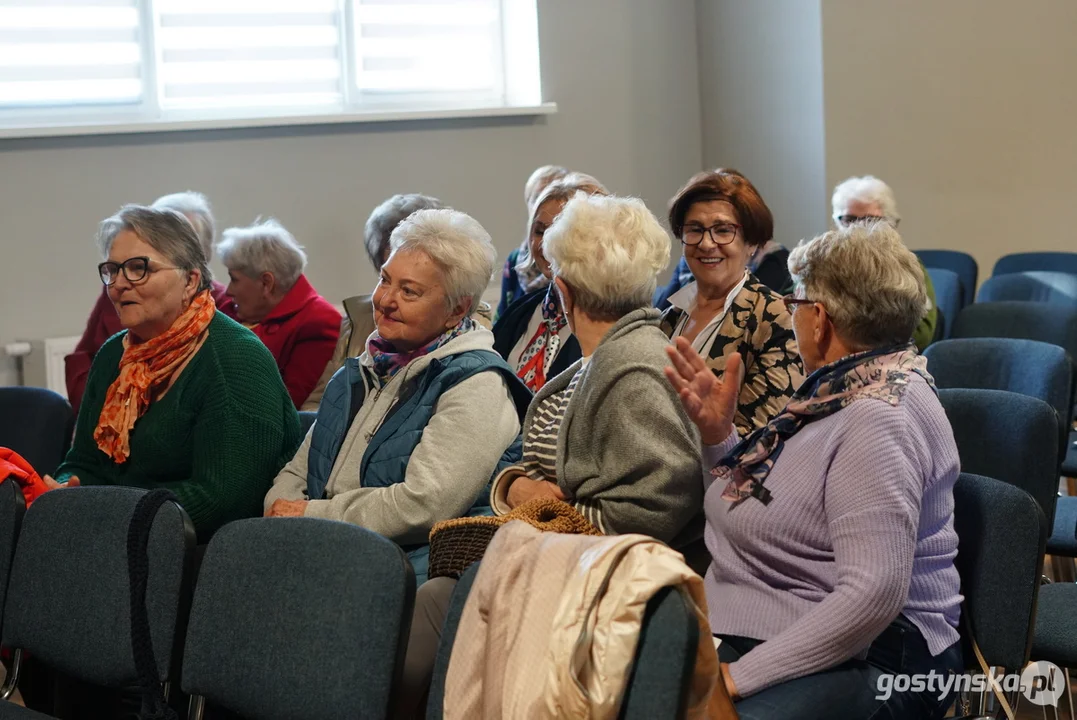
[217,219,341,408]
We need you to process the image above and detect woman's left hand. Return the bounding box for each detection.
[266,499,308,517]
[506,478,566,509]
[720,662,739,701]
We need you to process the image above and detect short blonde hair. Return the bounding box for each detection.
[389,208,496,316]
[789,222,926,349]
[543,194,671,319]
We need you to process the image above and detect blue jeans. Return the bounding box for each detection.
[718,615,963,720]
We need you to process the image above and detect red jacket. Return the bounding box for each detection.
[64,281,234,414]
[251,274,341,409]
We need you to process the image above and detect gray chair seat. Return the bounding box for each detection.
[1032,582,1077,667]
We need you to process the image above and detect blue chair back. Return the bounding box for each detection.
[1,487,195,690]
[978,271,1077,306]
[926,268,962,340]
[916,250,977,308]
[182,517,415,720]
[953,473,1046,672]
[993,252,1077,277]
[0,387,74,476]
[924,338,1072,461]
[952,302,1077,360]
[0,479,25,633]
[938,388,1060,526]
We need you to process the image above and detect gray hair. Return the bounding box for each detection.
[216,219,307,291]
[831,175,900,224]
[364,194,445,270]
[543,194,670,320]
[151,191,216,262]
[96,205,213,292]
[516,172,609,277]
[524,164,570,209]
[788,222,926,349]
[389,208,496,316]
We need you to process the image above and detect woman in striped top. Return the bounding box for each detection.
[395,193,703,717]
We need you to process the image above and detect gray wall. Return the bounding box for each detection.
[0,0,703,386]
[695,0,829,248]
[822,0,1077,276]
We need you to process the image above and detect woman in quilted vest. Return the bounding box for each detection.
[264,209,529,583]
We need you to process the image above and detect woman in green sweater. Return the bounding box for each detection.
[47,205,303,542]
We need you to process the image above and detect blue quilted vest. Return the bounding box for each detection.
[306,349,531,583]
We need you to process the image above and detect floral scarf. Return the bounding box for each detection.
[367,316,475,384]
[95,289,216,463]
[514,287,568,392]
[713,343,934,506]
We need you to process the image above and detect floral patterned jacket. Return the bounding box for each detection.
[660,275,804,436]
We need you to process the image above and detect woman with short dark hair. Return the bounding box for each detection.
[661,169,802,435]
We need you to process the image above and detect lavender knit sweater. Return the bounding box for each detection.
[703,374,962,698]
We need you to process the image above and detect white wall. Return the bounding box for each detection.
[822,0,1077,277]
[0,0,703,386]
[695,0,829,248]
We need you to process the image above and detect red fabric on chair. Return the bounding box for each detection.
[0,448,51,506]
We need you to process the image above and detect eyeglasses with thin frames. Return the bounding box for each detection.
[782,294,815,313]
[98,256,180,286]
[681,223,741,247]
[834,214,897,228]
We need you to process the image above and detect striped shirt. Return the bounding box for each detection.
[519,362,607,531]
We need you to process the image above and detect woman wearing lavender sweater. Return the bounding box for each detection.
[666,222,962,719]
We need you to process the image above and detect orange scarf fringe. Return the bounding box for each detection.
[94,290,216,463]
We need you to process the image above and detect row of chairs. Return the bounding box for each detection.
[915,249,1077,342]
[924,336,1077,714]
[0,481,705,719]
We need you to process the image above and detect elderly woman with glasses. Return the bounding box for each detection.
[47,206,304,543]
[65,191,236,413]
[660,169,802,437]
[831,175,938,350]
[666,222,962,719]
[217,219,341,409]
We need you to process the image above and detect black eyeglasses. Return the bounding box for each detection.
[681,223,741,247]
[835,214,897,228]
[98,256,179,286]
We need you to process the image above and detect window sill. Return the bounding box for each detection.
[0,102,558,140]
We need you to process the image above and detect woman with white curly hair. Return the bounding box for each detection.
[394,194,704,717]
[217,219,341,409]
[831,175,939,350]
[265,209,531,584]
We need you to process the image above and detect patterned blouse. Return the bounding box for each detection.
[660,274,803,436]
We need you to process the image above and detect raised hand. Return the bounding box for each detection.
[664,336,742,445]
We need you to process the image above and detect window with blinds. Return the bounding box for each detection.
[156,0,343,111]
[0,0,541,134]
[0,0,143,107]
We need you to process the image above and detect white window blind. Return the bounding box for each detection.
[352,0,502,98]
[0,0,142,107]
[0,0,545,136]
[156,0,343,111]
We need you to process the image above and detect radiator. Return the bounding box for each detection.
[4,336,81,397]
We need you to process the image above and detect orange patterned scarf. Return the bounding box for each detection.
[94,290,216,463]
